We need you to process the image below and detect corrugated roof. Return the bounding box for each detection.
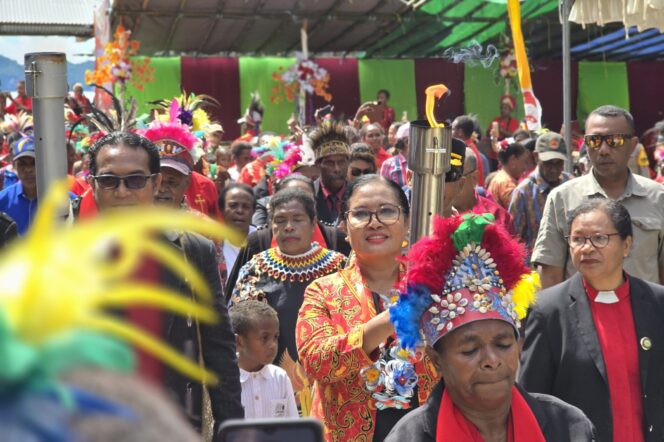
[0,0,97,36]
[109,0,664,60]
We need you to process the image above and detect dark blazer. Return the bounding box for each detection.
[385,380,596,442]
[163,232,244,433]
[313,178,340,225]
[519,273,664,442]
[224,222,351,300]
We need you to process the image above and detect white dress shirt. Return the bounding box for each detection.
[240,364,299,419]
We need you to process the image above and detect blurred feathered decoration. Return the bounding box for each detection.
[1,111,33,135]
[0,180,243,391]
[84,84,139,134]
[390,214,539,350]
[238,92,264,131]
[151,92,220,132]
[265,142,303,180]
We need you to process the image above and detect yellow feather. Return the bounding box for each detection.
[141,239,212,303]
[93,284,217,323]
[512,271,540,319]
[81,315,218,385]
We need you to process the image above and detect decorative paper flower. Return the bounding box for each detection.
[271,53,332,104]
[85,25,154,91]
[384,360,418,398]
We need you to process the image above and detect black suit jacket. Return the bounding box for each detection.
[163,232,244,432]
[313,178,340,225]
[385,380,596,442]
[519,273,664,442]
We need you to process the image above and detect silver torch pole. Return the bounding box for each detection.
[24,52,69,200]
[408,120,453,244]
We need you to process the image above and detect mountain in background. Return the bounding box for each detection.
[0,54,94,92]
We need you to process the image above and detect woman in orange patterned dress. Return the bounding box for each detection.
[296,175,437,441]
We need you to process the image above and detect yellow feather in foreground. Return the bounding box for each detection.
[512,271,541,319]
[0,180,241,384]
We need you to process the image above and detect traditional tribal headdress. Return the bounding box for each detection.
[390,213,539,350]
[1,111,33,135]
[152,91,220,133]
[308,121,349,160]
[142,114,199,175]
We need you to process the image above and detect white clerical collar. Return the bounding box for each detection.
[594,291,620,304]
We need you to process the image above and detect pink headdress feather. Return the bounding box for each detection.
[141,120,198,151]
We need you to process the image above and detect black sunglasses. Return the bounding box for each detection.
[93,174,156,190]
[350,167,374,177]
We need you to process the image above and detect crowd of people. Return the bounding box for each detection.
[1,80,663,442]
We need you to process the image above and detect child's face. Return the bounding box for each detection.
[236,317,279,369]
[216,151,232,169]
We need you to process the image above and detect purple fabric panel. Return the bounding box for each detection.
[627,62,664,135]
[531,60,578,133]
[181,57,242,140]
[311,58,360,122]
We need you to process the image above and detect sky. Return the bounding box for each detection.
[0,35,95,64]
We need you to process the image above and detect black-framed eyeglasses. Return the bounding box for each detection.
[345,204,402,228]
[350,167,375,177]
[583,134,631,150]
[93,174,157,190]
[565,233,621,249]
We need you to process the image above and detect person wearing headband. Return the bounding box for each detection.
[386,213,595,441]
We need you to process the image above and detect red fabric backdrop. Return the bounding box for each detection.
[311,58,360,123]
[181,57,242,140]
[414,59,465,124]
[627,62,664,135]
[531,60,579,134]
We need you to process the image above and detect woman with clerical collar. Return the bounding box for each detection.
[519,199,664,442]
[386,213,596,442]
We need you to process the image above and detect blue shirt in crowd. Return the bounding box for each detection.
[0,183,38,236]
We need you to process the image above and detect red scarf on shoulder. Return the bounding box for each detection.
[436,386,545,442]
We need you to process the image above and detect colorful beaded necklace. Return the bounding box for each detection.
[255,242,345,283]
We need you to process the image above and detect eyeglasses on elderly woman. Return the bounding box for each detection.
[565,232,621,249]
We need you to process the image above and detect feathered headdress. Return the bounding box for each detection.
[141,118,199,175]
[238,92,264,132]
[151,91,219,133]
[1,111,33,135]
[308,121,349,161]
[0,180,241,438]
[86,84,139,134]
[264,141,304,181]
[390,213,539,350]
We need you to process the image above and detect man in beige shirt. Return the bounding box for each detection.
[532,105,664,288]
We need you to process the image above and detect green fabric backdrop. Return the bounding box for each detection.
[358,60,418,122]
[577,61,630,127]
[126,57,181,116]
[464,62,524,132]
[238,57,296,134]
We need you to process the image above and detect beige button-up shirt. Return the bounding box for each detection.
[532,169,664,283]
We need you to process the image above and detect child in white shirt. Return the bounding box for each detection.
[230,300,298,419]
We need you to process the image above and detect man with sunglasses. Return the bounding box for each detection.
[532,105,664,288]
[347,143,376,183]
[87,131,244,433]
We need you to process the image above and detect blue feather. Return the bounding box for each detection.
[389,284,434,351]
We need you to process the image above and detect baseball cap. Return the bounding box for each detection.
[12,136,35,161]
[536,132,567,162]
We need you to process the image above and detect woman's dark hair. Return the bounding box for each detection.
[230,300,278,336]
[230,141,253,158]
[89,131,160,176]
[218,182,256,210]
[567,199,633,240]
[377,89,390,100]
[276,174,314,193]
[497,142,526,165]
[341,174,410,218]
[269,187,316,222]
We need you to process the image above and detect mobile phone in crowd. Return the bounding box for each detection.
[218,418,323,442]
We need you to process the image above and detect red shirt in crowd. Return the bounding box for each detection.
[583,277,645,442]
[465,138,485,187]
[185,171,221,219]
[374,147,392,170]
[4,95,32,115]
[471,193,515,234]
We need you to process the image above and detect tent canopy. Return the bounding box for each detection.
[109,0,664,60]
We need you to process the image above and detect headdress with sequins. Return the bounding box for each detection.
[308,121,349,161]
[390,213,539,350]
